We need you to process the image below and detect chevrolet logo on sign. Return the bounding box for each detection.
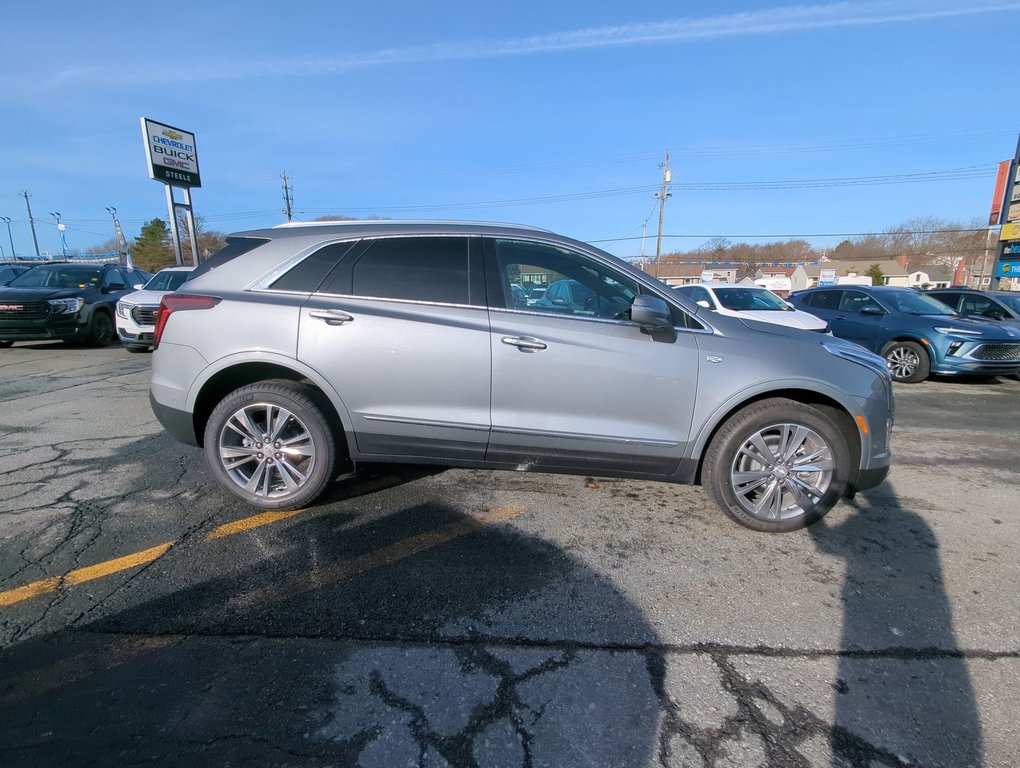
[162,129,184,141]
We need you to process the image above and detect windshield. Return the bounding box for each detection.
[997,294,1020,313]
[145,270,192,291]
[885,289,955,315]
[714,287,790,311]
[8,265,103,289]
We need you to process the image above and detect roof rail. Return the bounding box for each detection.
[271,219,552,233]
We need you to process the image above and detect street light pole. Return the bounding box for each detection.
[0,216,14,261]
[50,212,68,257]
[105,206,131,266]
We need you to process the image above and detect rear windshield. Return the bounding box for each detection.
[144,270,193,291]
[187,237,268,280]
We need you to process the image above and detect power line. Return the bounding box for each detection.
[590,227,993,243]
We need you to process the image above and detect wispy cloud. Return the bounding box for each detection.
[50,1,1019,86]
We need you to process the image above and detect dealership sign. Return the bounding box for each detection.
[140,118,201,188]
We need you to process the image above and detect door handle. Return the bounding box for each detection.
[834,315,846,320]
[501,336,547,352]
[309,309,354,326]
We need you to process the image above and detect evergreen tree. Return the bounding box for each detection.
[132,219,174,272]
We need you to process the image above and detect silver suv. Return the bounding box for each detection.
[150,221,893,532]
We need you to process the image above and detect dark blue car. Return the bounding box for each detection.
[789,285,1020,382]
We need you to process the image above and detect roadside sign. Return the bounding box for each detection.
[999,221,1020,242]
[995,260,1020,278]
[1003,242,1020,255]
[140,118,201,188]
[700,270,715,283]
[989,160,1011,224]
[819,267,837,286]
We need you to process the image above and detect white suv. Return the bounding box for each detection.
[116,266,194,352]
[675,283,827,332]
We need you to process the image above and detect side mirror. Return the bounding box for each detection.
[860,306,885,316]
[132,283,144,290]
[630,295,677,343]
[104,283,127,293]
[696,300,711,309]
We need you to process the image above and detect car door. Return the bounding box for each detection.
[484,237,699,476]
[831,290,888,350]
[297,235,492,461]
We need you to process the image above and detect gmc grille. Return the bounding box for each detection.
[0,302,49,320]
[970,343,1020,361]
[131,306,159,326]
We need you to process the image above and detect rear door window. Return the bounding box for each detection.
[350,237,472,305]
[804,290,843,311]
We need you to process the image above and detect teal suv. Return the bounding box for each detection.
[789,285,1020,383]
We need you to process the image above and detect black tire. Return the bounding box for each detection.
[702,398,850,532]
[203,380,339,510]
[88,311,115,347]
[881,340,929,383]
[125,344,150,353]
[0,341,13,348]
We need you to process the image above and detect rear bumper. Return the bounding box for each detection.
[149,392,199,446]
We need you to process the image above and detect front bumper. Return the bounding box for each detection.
[0,315,88,342]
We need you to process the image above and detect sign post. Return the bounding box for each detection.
[990,133,1020,290]
[140,118,202,266]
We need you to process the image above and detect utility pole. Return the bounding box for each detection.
[640,218,648,264]
[20,191,40,257]
[281,172,294,222]
[0,216,14,261]
[654,150,672,279]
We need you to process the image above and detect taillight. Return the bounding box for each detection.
[153,294,221,349]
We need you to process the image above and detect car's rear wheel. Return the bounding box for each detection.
[89,312,115,347]
[882,340,929,383]
[702,398,850,532]
[203,380,338,510]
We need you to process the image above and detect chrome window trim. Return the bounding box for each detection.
[249,232,478,296]
[301,291,484,312]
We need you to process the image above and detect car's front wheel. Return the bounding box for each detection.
[702,398,850,532]
[124,344,150,353]
[89,312,115,347]
[0,341,13,349]
[203,380,338,510]
[882,340,929,383]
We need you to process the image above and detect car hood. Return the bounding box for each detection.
[0,286,82,302]
[730,308,827,330]
[118,289,173,306]
[918,314,1020,340]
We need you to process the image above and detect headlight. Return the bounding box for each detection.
[117,302,130,318]
[821,340,891,380]
[934,326,981,336]
[47,297,85,315]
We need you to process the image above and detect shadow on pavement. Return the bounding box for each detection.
[0,483,664,767]
[809,481,983,766]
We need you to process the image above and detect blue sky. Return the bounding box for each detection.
[0,0,1016,260]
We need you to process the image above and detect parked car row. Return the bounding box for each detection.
[0,263,200,350]
[677,281,1020,384]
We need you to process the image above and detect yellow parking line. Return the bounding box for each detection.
[205,508,307,540]
[0,505,529,611]
[0,543,173,609]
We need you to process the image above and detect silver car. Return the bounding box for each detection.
[150,221,892,532]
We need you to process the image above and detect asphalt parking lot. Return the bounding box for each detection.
[0,343,1017,768]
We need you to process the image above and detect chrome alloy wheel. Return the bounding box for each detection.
[728,423,834,521]
[886,346,919,380]
[217,402,316,499]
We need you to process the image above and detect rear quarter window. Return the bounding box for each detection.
[187,237,268,280]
